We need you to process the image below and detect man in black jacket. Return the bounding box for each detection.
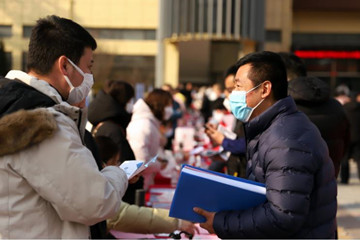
[280,52,350,178]
[194,51,337,238]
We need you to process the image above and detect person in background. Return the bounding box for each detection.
[334,84,360,184]
[277,52,307,81]
[173,86,187,112]
[201,83,225,123]
[95,136,122,167]
[206,99,232,173]
[0,15,128,238]
[205,64,247,177]
[88,80,143,203]
[127,89,173,190]
[89,80,135,163]
[94,135,199,236]
[161,83,183,150]
[180,82,193,109]
[288,76,350,178]
[280,52,350,178]
[342,92,360,182]
[194,51,337,238]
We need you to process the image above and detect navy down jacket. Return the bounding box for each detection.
[213,96,337,238]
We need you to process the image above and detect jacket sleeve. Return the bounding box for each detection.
[107,201,178,234]
[221,137,246,155]
[213,139,317,238]
[18,113,128,226]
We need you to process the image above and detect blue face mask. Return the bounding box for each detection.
[229,84,264,122]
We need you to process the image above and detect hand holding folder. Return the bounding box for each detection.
[169,165,267,223]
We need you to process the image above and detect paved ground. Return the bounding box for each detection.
[337,160,360,239]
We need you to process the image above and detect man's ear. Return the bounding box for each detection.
[58,56,69,75]
[261,80,272,98]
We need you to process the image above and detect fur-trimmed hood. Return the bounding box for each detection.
[0,108,57,156]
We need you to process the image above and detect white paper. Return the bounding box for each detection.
[217,124,237,140]
[120,155,158,179]
[182,166,266,194]
[120,160,144,179]
[189,146,204,155]
[174,127,196,151]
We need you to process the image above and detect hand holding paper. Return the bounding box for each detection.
[204,123,225,145]
[119,154,158,180]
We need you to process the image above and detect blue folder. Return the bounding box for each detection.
[169,164,267,223]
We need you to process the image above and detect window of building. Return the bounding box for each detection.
[86,28,156,40]
[292,33,360,49]
[93,54,155,91]
[299,56,360,94]
[23,26,34,38]
[22,52,28,72]
[0,25,12,37]
[266,30,281,42]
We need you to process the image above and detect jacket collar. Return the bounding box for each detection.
[244,96,298,140]
[5,70,87,141]
[5,70,63,104]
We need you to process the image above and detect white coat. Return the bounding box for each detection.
[126,99,162,189]
[0,71,128,239]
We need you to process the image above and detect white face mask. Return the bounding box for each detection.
[64,58,94,104]
[125,98,134,113]
[212,111,224,123]
[164,106,173,121]
[208,91,218,101]
[223,98,231,112]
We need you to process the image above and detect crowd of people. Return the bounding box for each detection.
[0,15,359,239]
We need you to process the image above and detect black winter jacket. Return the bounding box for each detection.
[343,101,360,144]
[288,76,350,177]
[213,96,337,238]
[88,89,134,162]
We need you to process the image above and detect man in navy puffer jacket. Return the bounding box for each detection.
[194,51,337,238]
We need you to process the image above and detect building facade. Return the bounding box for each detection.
[0,0,158,91]
[1,0,360,92]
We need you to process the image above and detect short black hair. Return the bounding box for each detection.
[235,51,288,100]
[104,80,134,107]
[278,52,307,80]
[223,64,238,79]
[94,136,119,165]
[212,98,226,110]
[27,15,97,75]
